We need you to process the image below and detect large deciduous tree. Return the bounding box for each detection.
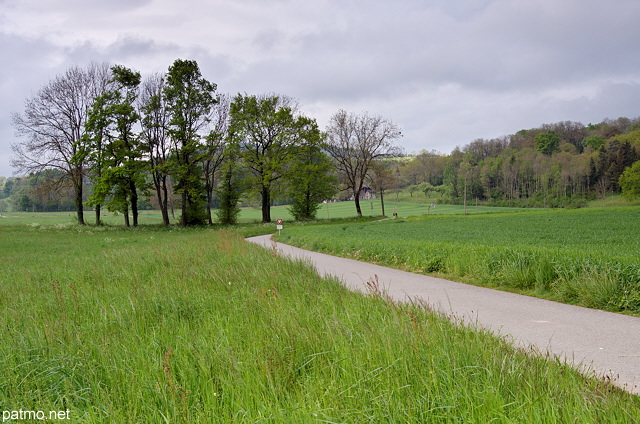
[230,94,308,223]
[534,130,561,156]
[325,110,402,217]
[163,59,217,226]
[85,65,144,227]
[11,62,111,225]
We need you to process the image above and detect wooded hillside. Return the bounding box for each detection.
[397,117,640,207]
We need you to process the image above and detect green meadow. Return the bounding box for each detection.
[0,200,535,226]
[277,207,640,314]
[2,223,640,422]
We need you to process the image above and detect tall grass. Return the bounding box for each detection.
[1,225,639,422]
[277,207,640,314]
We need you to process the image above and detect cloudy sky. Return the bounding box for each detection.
[2,0,640,177]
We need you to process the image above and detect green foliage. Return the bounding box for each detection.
[84,65,146,225]
[534,130,561,155]
[215,158,244,225]
[583,135,606,150]
[230,94,319,222]
[163,59,217,226]
[442,162,458,197]
[601,140,639,192]
[287,134,337,221]
[418,181,434,197]
[619,161,640,200]
[1,225,639,422]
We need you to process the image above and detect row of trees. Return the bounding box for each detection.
[10,60,403,225]
[15,61,638,221]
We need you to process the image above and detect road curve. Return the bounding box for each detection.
[246,234,640,394]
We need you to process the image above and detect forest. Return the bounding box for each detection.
[399,117,640,208]
[3,59,640,221]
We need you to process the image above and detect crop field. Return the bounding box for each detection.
[2,224,640,422]
[277,207,640,314]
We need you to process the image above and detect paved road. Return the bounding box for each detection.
[247,234,640,394]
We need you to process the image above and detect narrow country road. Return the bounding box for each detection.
[247,234,640,395]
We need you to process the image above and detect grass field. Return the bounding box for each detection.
[0,200,536,227]
[277,207,640,314]
[2,225,640,422]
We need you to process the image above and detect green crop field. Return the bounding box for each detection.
[277,207,640,314]
[2,224,640,422]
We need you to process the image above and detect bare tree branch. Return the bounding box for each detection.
[11,62,111,224]
[325,109,402,216]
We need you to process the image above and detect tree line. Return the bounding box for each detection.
[396,118,640,208]
[10,60,639,221]
[9,60,403,225]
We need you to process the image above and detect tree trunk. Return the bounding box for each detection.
[161,180,170,226]
[305,191,311,219]
[123,202,130,227]
[155,176,170,226]
[261,186,271,223]
[380,190,385,217]
[130,180,139,227]
[354,191,362,217]
[205,171,215,225]
[95,204,101,226]
[464,176,468,215]
[206,190,213,225]
[180,189,187,227]
[74,177,85,225]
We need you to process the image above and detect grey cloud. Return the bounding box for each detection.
[18,0,153,14]
[3,0,640,177]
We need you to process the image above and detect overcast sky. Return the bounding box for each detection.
[2,0,640,177]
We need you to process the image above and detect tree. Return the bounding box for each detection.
[86,65,145,227]
[203,94,230,224]
[534,130,561,156]
[595,176,610,204]
[11,62,111,224]
[460,161,473,215]
[139,72,172,226]
[442,162,458,198]
[408,184,420,198]
[230,94,308,223]
[582,135,605,151]
[603,140,638,192]
[287,127,337,220]
[368,160,396,217]
[83,92,111,224]
[619,161,640,201]
[164,59,217,226]
[325,110,402,217]
[418,181,434,198]
[27,169,71,212]
[215,143,244,225]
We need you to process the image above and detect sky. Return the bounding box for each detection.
[2,0,640,177]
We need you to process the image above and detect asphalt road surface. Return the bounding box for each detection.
[247,234,640,395]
